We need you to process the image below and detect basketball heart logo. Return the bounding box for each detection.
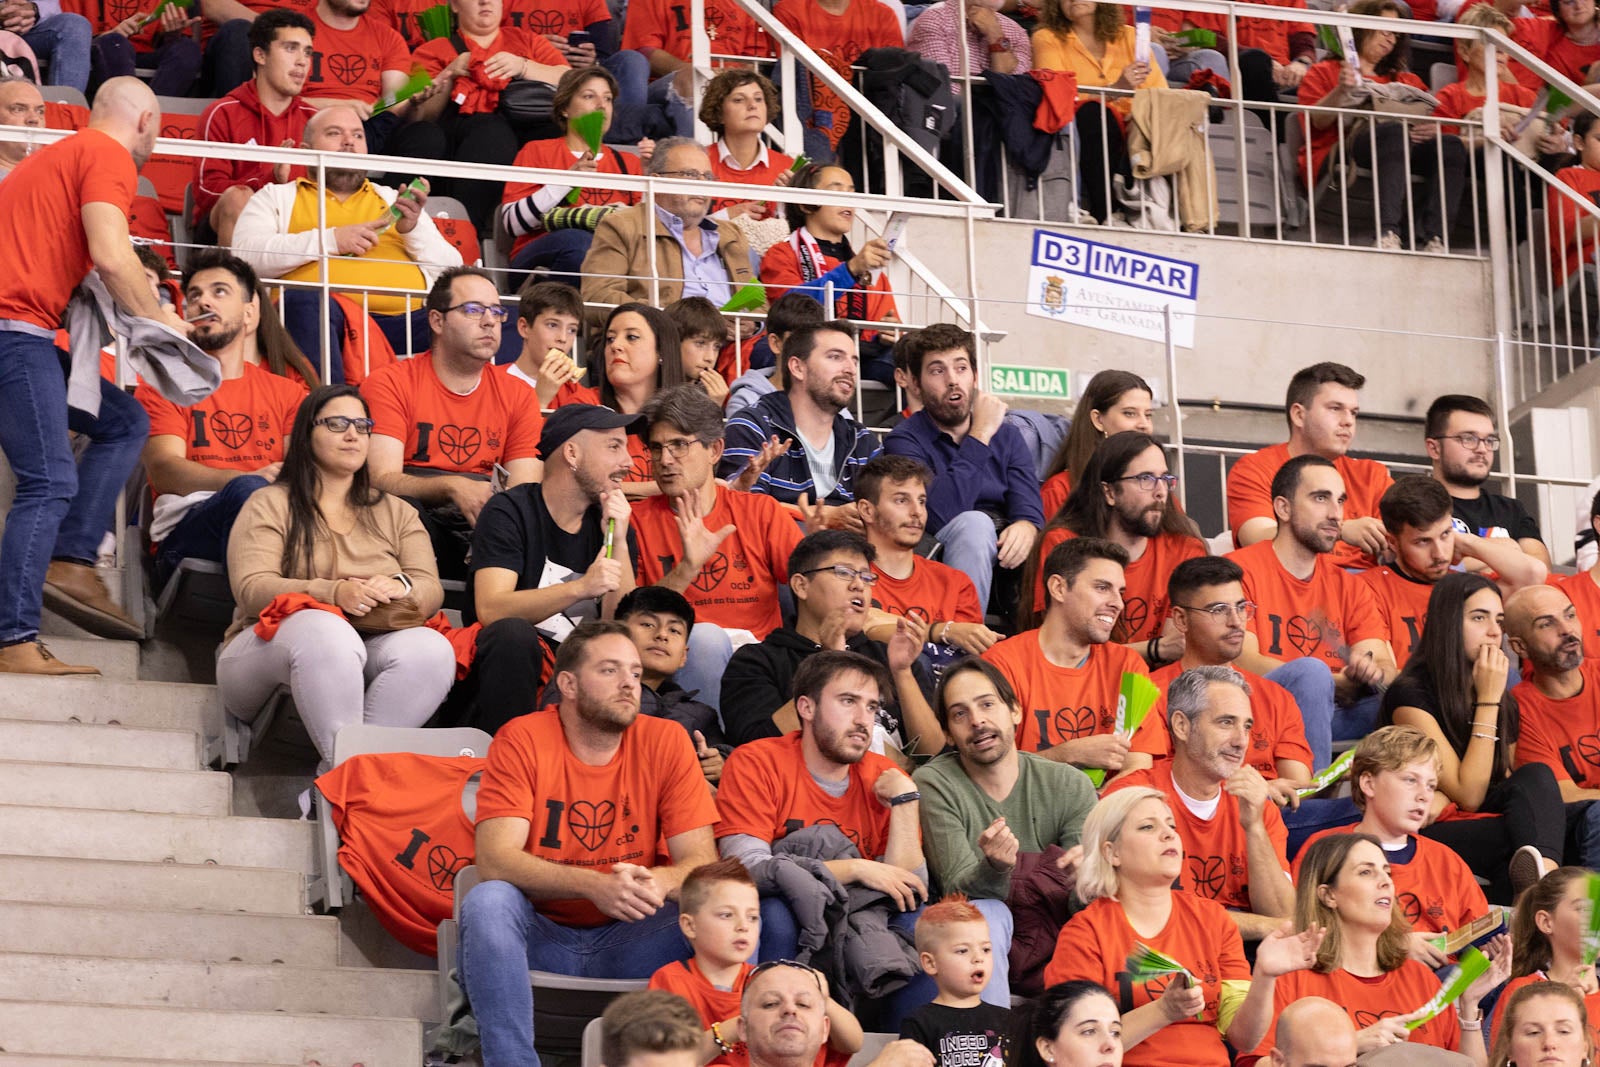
[1052,705,1096,741]
[524,9,565,34]
[1578,733,1600,767]
[108,0,139,22]
[568,799,616,852]
[692,552,729,593]
[426,843,470,891]
[1286,615,1322,656]
[161,122,196,141]
[327,53,368,86]
[211,411,253,450]
[1400,892,1423,925]
[1188,855,1226,898]
[1120,596,1150,637]
[1354,1010,1397,1028]
[438,424,482,466]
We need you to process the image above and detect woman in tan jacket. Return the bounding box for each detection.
[217,385,455,760]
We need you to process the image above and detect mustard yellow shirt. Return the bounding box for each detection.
[282,179,428,316]
[1031,24,1168,96]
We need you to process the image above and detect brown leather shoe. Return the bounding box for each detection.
[0,639,100,676]
[41,560,145,641]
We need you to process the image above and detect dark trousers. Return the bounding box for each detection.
[387,110,524,234]
[1343,120,1469,243]
[1421,761,1565,903]
[91,31,200,97]
[154,473,270,587]
[1074,101,1132,223]
[445,617,550,736]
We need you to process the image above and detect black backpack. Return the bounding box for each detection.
[855,47,956,156]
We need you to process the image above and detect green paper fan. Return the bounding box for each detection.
[1172,28,1217,49]
[371,67,432,116]
[571,108,606,155]
[416,2,452,40]
[1125,942,1193,984]
[721,282,766,313]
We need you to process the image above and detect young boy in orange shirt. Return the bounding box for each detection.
[649,858,863,1067]
[899,897,1013,1067]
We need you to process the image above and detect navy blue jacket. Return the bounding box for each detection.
[883,410,1045,532]
[717,391,881,505]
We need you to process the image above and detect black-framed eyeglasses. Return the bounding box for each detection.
[312,416,375,434]
[646,437,703,459]
[1111,472,1179,491]
[799,564,879,586]
[1431,432,1500,452]
[442,301,510,323]
[750,959,823,990]
[1176,600,1256,622]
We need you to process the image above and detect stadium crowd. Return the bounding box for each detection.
[10,0,1600,1060]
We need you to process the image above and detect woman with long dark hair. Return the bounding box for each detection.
[1240,833,1507,1065]
[1020,431,1203,645]
[1040,370,1155,519]
[248,279,322,387]
[1014,980,1125,1067]
[1380,571,1567,895]
[217,386,454,760]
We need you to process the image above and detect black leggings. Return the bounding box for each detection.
[1421,761,1565,903]
[387,110,523,233]
[1075,100,1133,224]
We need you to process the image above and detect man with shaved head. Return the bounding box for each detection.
[1269,996,1357,1067]
[0,76,186,674]
[231,102,464,370]
[1507,584,1600,866]
[0,76,45,181]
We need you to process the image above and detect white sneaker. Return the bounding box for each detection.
[1422,236,1447,254]
[1377,231,1403,251]
[1065,204,1101,225]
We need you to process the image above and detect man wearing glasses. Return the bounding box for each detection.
[1123,557,1358,854]
[1425,394,1551,568]
[363,266,544,579]
[1228,454,1396,772]
[719,529,940,757]
[581,137,761,336]
[232,103,465,365]
[138,250,308,594]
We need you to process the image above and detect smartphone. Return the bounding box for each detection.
[568,29,591,47]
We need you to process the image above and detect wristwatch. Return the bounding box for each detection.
[988,40,1010,54]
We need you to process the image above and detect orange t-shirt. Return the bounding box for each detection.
[1225,442,1394,569]
[871,556,983,627]
[1030,528,1206,637]
[1239,963,1460,1067]
[621,0,773,62]
[1548,165,1600,285]
[1147,0,1310,62]
[0,130,136,330]
[1492,973,1600,1044]
[305,11,413,104]
[1294,827,1487,936]
[630,486,804,638]
[1040,470,1071,521]
[714,731,900,859]
[504,0,610,35]
[648,960,849,1067]
[1228,540,1388,673]
[1130,662,1313,777]
[361,352,543,476]
[1432,79,1538,136]
[1105,760,1290,912]
[1513,659,1600,789]
[1515,16,1600,86]
[473,709,718,927]
[501,139,642,258]
[772,0,901,64]
[1043,893,1247,1067]
[138,363,308,473]
[1359,565,1435,669]
[982,631,1150,754]
[412,27,566,78]
[1548,571,1600,656]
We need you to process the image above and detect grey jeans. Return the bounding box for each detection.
[217,609,456,760]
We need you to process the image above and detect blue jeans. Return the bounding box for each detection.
[91,30,201,97]
[1570,800,1600,868]
[63,376,149,565]
[1283,796,1361,860]
[155,473,270,586]
[26,13,92,92]
[647,70,694,139]
[1265,657,1338,772]
[509,228,595,291]
[459,879,690,1067]
[0,331,148,644]
[681,622,733,715]
[936,512,998,613]
[601,49,651,144]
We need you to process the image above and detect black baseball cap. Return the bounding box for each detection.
[537,404,645,460]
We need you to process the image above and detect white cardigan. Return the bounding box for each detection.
[231,177,463,285]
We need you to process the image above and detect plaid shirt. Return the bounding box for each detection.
[905,0,1032,93]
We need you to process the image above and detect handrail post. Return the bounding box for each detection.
[1495,331,1519,495]
[316,149,331,385]
[1482,39,1515,405]
[1164,304,1186,510]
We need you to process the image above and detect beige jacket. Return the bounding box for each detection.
[1127,88,1218,233]
[579,202,760,333]
[222,484,444,645]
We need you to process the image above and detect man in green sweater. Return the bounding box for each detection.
[914,657,1098,992]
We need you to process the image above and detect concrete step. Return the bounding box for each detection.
[0,1001,422,1064]
[1,855,303,915]
[0,805,313,871]
[0,953,438,1021]
[30,635,140,680]
[0,1059,291,1067]
[0,675,214,733]
[0,761,232,816]
[0,720,198,772]
[0,900,338,967]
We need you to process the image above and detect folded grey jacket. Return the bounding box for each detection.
[65,269,221,417]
